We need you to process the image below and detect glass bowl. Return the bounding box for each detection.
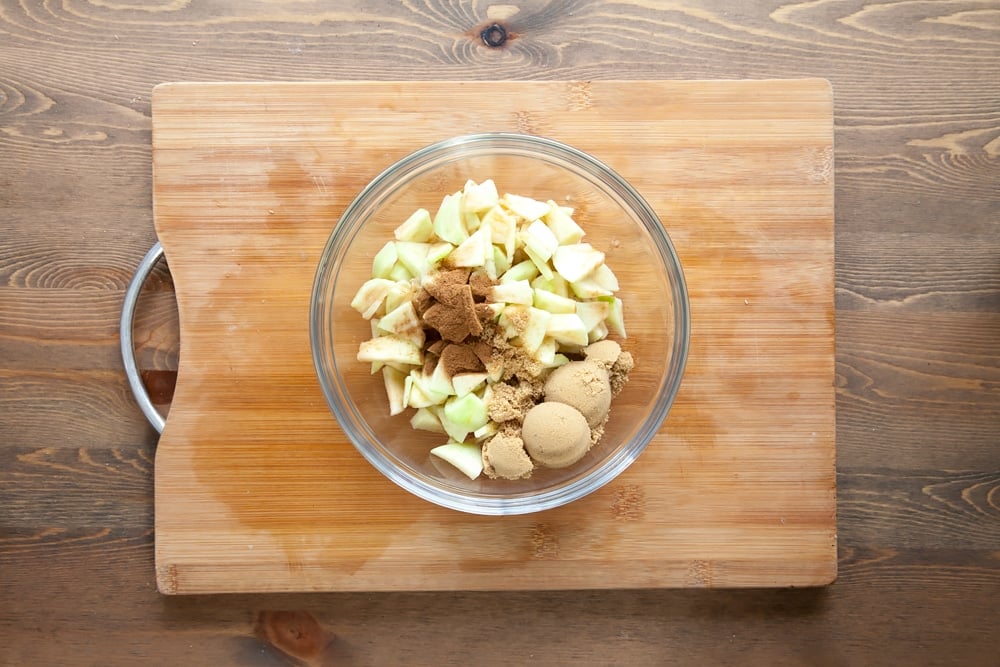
[310,133,689,515]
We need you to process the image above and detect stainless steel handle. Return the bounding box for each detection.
[120,242,167,434]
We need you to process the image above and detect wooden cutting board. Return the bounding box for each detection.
[151,80,835,594]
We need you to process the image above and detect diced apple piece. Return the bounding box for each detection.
[492,280,533,305]
[444,393,489,433]
[452,372,488,398]
[605,296,627,338]
[463,209,481,233]
[382,366,407,416]
[449,224,491,268]
[427,242,455,266]
[357,335,422,366]
[388,262,412,282]
[588,320,609,343]
[424,360,456,397]
[433,192,468,245]
[377,301,425,348]
[546,313,589,346]
[570,276,613,299]
[535,336,557,366]
[520,307,552,356]
[551,353,570,368]
[410,407,445,434]
[350,278,395,319]
[524,245,554,281]
[394,208,434,242]
[591,263,620,291]
[395,241,431,277]
[463,179,499,213]
[384,281,413,314]
[503,193,550,221]
[500,259,539,284]
[552,243,606,283]
[576,300,610,332]
[521,219,559,262]
[543,201,585,244]
[532,288,576,314]
[482,204,517,262]
[430,441,483,480]
[473,421,498,440]
[372,241,398,279]
[489,245,510,280]
[407,380,447,409]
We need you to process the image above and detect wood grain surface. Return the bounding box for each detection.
[1,0,997,664]
[151,80,834,593]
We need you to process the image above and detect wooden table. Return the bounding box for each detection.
[2,2,997,665]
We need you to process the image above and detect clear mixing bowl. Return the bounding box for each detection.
[311,133,689,515]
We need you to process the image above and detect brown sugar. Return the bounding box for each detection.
[487,379,544,424]
[609,350,634,397]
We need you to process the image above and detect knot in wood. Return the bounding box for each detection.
[480,23,508,48]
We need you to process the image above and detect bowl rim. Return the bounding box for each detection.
[310,132,690,515]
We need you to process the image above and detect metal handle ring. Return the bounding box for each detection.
[120,242,167,434]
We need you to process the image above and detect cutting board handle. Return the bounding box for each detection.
[121,241,168,434]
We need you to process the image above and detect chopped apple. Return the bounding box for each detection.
[523,245,554,281]
[462,179,499,213]
[394,208,434,242]
[575,300,610,332]
[569,275,613,299]
[463,209,481,233]
[605,296,627,338]
[520,307,552,356]
[368,317,385,375]
[449,224,491,267]
[500,259,539,284]
[395,241,431,277]
[543,201,585,244]
[552,243,606,283]
[535,336,557,366]
[430,441,483,480]
[521,219,559,262]
[357,335,422,366]
[452,372,488,398]
[377,301,425,348]
[407,377,448,409]
[427,242,455,266]
[482,204,517,262]
[546,313,589,346]
[588,320,609,343]
[473,421,498,440]
[388,262,412,282]
[444,393,489,433]
[503,193,550,221]
[433,192,468,245]
[410,407,444,433]
[532,288,576,314]
[350,278,395,319]
[492,280,533,305]
[384,281,413,314]
[491,246,511,279]
[551,353,570,368]
[371,241,398,279]
[424,359,456,397]
[591,263,620,291]
[382,366,407,416]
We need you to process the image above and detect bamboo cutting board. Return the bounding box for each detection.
[151,80,835,594]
